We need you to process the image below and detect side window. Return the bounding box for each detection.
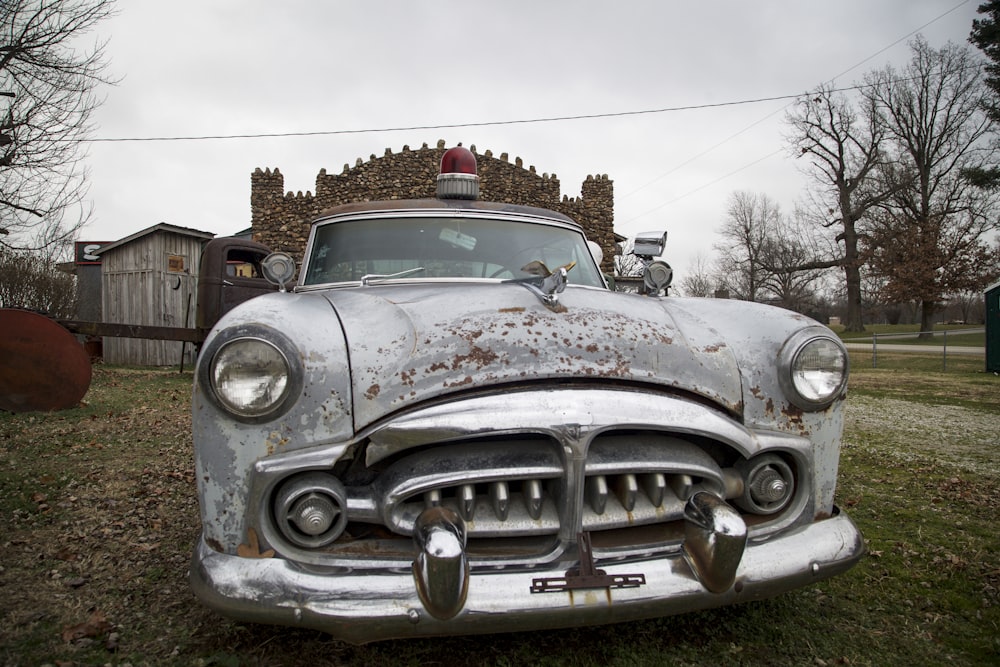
[225,249,265,279]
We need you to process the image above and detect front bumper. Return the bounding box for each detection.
[190,509,864,644]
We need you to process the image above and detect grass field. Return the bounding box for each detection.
[0,365,997,666]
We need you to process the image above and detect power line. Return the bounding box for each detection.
[79,73,950,144]
[81,91,832,143]
[627,148,786,223]
[79,1,972,150]
[618,0,973,224]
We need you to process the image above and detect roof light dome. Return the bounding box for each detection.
[437,144,479,200]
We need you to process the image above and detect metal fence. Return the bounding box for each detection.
[844,328,986,370]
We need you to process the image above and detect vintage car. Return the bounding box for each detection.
[190,146,864,643]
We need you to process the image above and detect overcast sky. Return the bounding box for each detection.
[79,0,984,281]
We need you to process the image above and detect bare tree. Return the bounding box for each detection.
[0,245,76,316]
[677,252,717,298]
[0,0,118,255]
[758,216,830,313]
[714,191,783,301]
[784,83,901,332]
[864,37,1000,334]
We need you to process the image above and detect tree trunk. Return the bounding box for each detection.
[918,299,937,338]
[841,222,866,332]
[842,262,865,332]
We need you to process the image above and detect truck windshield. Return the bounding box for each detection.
[301,216,606,287]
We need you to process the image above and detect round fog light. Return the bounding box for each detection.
[734,454,795,515]
[274,472,348,548]
[749,467,787,504]
[290,493,337,536]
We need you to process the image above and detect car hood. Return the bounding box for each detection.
[322,283,743,430]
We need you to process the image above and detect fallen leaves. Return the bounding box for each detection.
[61,608,113,644]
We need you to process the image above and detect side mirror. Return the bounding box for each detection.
[633,231,667,259]
[261,252,297,292]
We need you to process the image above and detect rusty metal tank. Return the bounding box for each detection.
[0,309,92,412]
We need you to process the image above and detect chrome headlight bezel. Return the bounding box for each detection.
[778,328,849,411]
[199,324,303,423]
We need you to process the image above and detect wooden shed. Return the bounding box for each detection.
[96,223,215,366]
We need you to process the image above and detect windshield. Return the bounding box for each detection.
[301,215,606,287]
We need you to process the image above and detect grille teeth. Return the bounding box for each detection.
[490,481,509,520]
[458,484,476,521]
[407,472,680,527]
[587,475,609,515]
[378,437,734,542]
[642,473,667,507]
[669,474,694,501]
[524,479,544,520]
[616,474,639,512]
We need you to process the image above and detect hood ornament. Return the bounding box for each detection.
[514,260,576,312]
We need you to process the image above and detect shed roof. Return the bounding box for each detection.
[95,223,215,255]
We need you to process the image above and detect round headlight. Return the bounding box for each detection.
[211,338,291,418]
[780,331,848,410]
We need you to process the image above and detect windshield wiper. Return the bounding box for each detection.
[361,267,426,285]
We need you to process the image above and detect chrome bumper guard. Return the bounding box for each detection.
[190,506,864,644]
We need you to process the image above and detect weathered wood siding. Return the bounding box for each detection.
[101,231,204,366]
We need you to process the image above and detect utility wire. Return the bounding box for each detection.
[79,1,970,151]
[617,0,973,225]
[72,0,972,233]
[80,70,970,145]
[82,91,845,144]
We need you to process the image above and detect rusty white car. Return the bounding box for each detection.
[190,146,864,643]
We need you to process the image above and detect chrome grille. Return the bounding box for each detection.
[256,390,811,569]
[375,434,726,539]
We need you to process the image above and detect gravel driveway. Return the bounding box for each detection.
[844,394,1000,475]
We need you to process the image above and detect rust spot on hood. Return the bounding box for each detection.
[452,344,499,371]
[445,375,474,388]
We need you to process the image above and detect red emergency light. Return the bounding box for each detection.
[437,144,479,200]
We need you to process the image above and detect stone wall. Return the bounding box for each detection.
[250,140,616,273]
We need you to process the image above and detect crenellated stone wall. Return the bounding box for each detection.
[250,140,616,273]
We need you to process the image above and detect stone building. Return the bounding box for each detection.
[250,140,617,274]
